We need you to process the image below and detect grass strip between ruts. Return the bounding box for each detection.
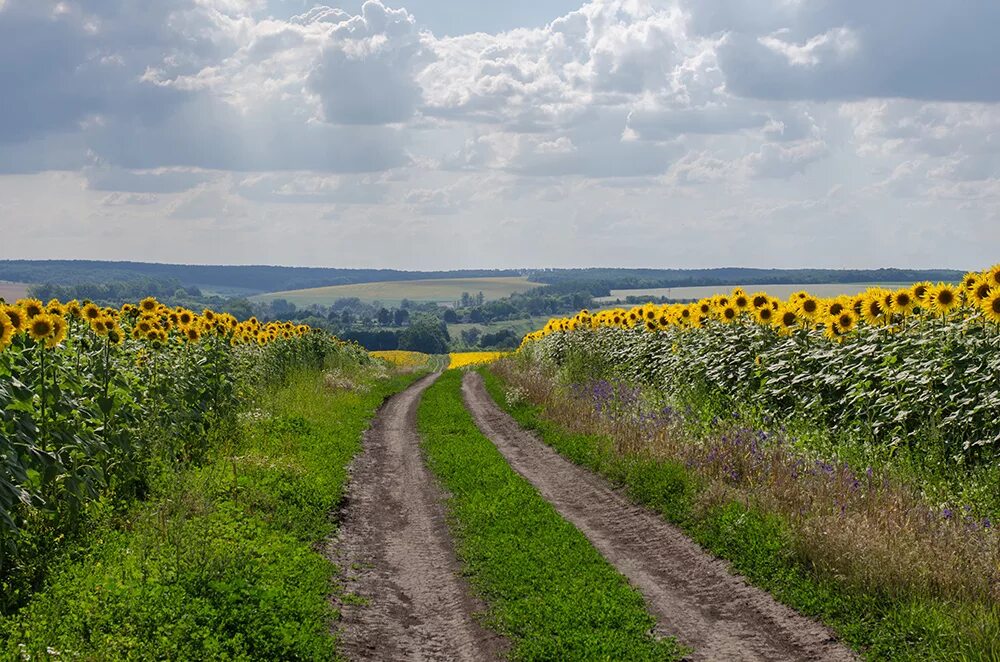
[417,369,685,661]
[1,367,421,660]
[478,367,1000,662]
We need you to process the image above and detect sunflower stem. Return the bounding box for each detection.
[38,343,47,453]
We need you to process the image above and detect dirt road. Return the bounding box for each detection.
[331,374,505,661]
[462,371,856,662]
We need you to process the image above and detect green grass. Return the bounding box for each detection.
[0,366,420,660]
[417,370,684,661]
[479,368,1000,662]
[253,276,542,307]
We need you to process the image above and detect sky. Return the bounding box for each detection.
[1,0,999,271]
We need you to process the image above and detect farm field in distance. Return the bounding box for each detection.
[0,282,29,302]
[597,281,916,304]
[252,276,542,307]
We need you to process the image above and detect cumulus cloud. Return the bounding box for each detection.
[698,0,1000,102]
[2,0,1000,268]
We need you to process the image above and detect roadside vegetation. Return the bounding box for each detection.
[493,267,1000,660]
[482,363,1000,660]
[0,294,422,657]
[1,354,417,659]
[417,370,685,661]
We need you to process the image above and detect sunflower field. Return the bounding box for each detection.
[0,296,356,575]
[520,265,1000,459]
[448,351,508,369]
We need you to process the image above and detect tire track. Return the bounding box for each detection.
[462,371,856,662]
[330,374,506,661]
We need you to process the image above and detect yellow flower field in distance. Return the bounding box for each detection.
[448,351,507,369]
[371,350,432,369]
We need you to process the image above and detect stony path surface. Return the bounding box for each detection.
[330,374,506,661]
[462,371,857,662]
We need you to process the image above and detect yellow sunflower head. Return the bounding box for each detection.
[981,290,1000,324]
[27,313,55,343]
[836,310,857,333]
[751,293,770,309]
[46,315,68,348]
[798,297,820,318]
[911,282,932,303]
[985,264,1000,288]
[930,283,960,315]
[0,311,13,349]
[892,289,915,316]
[82,303,102,321]
[862,295,886,326]
[777,307,800,334]
[3,305,25,332]
[139,297,159,313]
[18,299,45,319]
[971,278,992,305]
[91,317,109,336]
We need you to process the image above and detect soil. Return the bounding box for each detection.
[462,371,857,662]
[330,374,507,661]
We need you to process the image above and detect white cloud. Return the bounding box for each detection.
[2,0,1000,269]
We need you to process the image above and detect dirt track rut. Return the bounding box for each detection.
[462,371,856,662]
[331,374,505,661]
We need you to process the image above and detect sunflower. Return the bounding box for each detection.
[798,296,820,319]
[986,264,1000,289]
[929,283,960,315]
[139,297,159,314]
[971,278,993,306]
[826,300,845,317]
[203,309,216,322]
[186,327,201,342]
[719,305,738,323]
[981,290,1000,324]
[777,307,800,334]
[881,290,895,312]
[91,317,109,336]
[892,289,915,316]
[836,311,857,333]
[136,319,153,335]
[851,295,865,316]
[3,305,25,332]
[963,271,981,291]
[65,300,82,318]
[28,313,55,342]
[824,323,845,342]
[18,298,44,319]
[755,306,775,325]
[732,290,750,310]
[47,300,65,317]
[751,293,770,309]
[861,295,886,326]
[47,315,68,348]
[911,282,932,303]
[0,311,13,349]
[82,303,102,322]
